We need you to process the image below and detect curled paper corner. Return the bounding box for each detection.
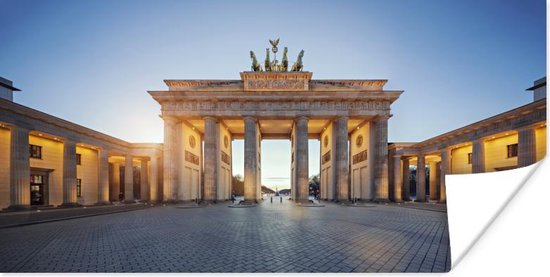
[446,159,544,269]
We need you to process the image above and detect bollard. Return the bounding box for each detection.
[270,196,273,203]
[280,196,282,203]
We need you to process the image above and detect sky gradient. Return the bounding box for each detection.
[0,0,546,188]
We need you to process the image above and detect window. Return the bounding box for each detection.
[76,154,82,165]
[29,144,42,159]
[507,144,518,158]
[76,179,82,198]
[467,153,472,164]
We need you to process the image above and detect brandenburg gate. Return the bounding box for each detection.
[148,40,402,203]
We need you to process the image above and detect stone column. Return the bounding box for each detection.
[335,116,349,202]
[96,149,110,204]
[244,116,259,202]
[140,159,149,201]
[110,162,120,202]
[124,154,134,202]
[472,139,485,173]
[402,158,410,201]
[373,117,389,201]
[429,161,438,201]
[8,126,30,210]
[294,116,309,203]
[518,127,536,167]
[440,148,451,203]
[203,116,219,202]
[392,155,403,202]
[416,154,426,202]
[149,156,158,202]
[61,140,79,207]
[163,116,178,202]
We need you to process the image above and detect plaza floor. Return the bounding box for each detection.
[0,197,451,273]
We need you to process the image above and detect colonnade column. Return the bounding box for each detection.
[163,116,178,202]
[518,127,536,167]
[8,126,30,210]
[429,161,438,201]
[149,156,158,202]
[402,158,410,201]
[140,159,149,201]
[294,116,309,202]
[110,163,120,202]
[415,154,426,202]
[96,149,110,204]
[392,155,403,202]
[203,116,219,202]
[472,139,485,173]
[440,148,451,203]
[244,116,260,202]
[373,116,389,201]
[335,116,349,201]
[61,140,79,207]
[124,154,134,202]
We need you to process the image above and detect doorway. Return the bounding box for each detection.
[30,170,49,206]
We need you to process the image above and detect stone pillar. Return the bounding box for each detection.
[416,155,426,202]
[472,139,485,173]
[294,116,309,203]
[110,162,120,202]
[440,148,451,203]
[244,116,259,202]
[518,127,536,167]
[335,116,349,201]
[149,156,158,202]
[96,149,110,204]
[429,161,438,201]
[124,154,134,202]
[203,116,219,202]
[402,158,410,201]
[140,159,149,201]
[373,117,389,201]
[163,116,178,202]
[8,126,30,210]
[61,140,79,207]
[392,155,403,202]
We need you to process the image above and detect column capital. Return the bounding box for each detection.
[243,116,257,123]
[162,116,179,123]
[203,116,219,123]
[375,115,391,121]
[295,116,309,124]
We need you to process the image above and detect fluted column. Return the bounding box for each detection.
[440,148,451,203]
[244,116,259,202]
[110,162,120,201]
[402,158,410,201]
[203,116,219,202]
[334,116,349,201]
[163,116,178,202]
[149,156,158,202]
[124,154,134,202]
[96,149,110,204]
[429,161,438,201]
[61,140,79,207]
[518,128,536,167]
[392,155,402,202]
[8,126,30,210]
[295,116,309,202]
[140,159,149,201]
[472,139,485,173]
[416,155,426,202]
[373,117,389,201]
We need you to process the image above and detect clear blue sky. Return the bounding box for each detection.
[0,0,545,189]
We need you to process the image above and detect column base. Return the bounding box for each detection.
[374,198,390,203]
[59,202,82,208]
[4,204,31,211]
[392,199,404,203]
[93,201,112,206]
[123,200,137,204]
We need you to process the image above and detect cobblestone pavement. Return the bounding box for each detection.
[0,198,451,273]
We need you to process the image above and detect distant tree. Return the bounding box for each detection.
[309,174,320,196]
[232,174,244,196]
